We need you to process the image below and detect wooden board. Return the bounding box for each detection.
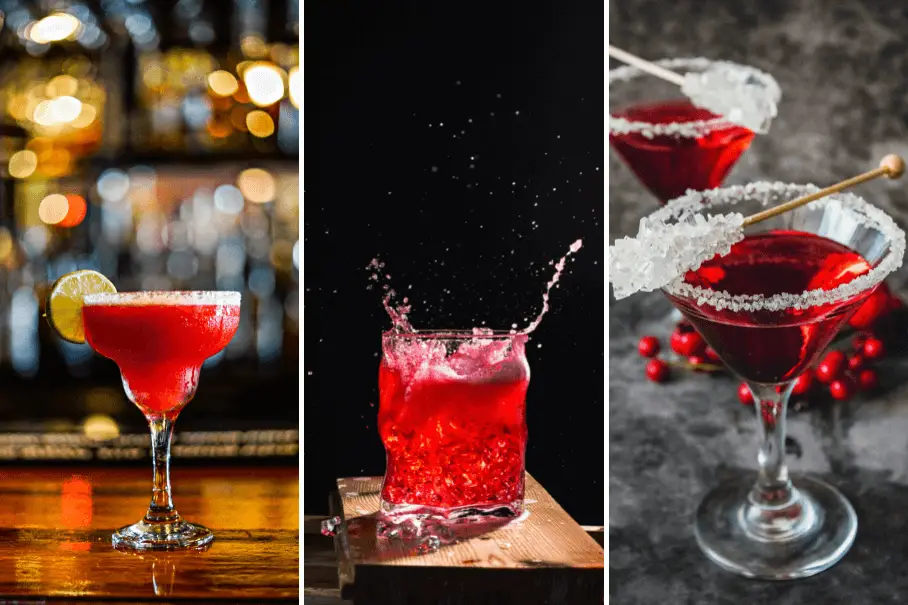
[0,466,299,602]
[330,474,603,605]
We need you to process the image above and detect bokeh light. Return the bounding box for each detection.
[9,150,38,179]
[97,169,130,201]
[242,63,284,107]
[29,13,82,44]
[289,66,300,108]
[208,70,239,97]
[237,168,276,203]
[38,193,69,225]
[246,110,275,137]
[58,194,87,228]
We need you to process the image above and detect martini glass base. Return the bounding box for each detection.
[112,517,214,551]
[695,475,856,580]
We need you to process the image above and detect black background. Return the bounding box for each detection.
[304,1,604,524]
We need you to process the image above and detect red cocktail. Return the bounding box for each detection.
[610,58,777,205]
[610,99,754,204]
[82,291,241,550]
[379,331,529,518]
[655,183,905,579]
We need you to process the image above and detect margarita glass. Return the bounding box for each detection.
[82,291,241,550]
[610,58,779,205]
[654,183,905,579]
[378,331,529,519]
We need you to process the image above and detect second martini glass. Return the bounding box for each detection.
[609,57,779,205]
[655,183,905,578]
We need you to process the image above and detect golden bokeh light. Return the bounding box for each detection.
[289,66,300,108]
[237,168,276,204]
[9,150,38,179]
[208,70,239,97]
[38,194,70,225]
[29,13,82,44]
[33,96,83,126]
[83,414,120,442]
[242,63,284,107]
[246,110,275,138]
[70,103,97,128]
[46,74,79,98]
[0,227,13,263]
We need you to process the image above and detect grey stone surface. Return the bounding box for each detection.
[610,1,908,602]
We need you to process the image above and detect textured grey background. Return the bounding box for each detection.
[610,1,908,603]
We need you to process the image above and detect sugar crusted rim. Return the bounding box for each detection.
[83,291,242,306]
[609,57,780,138]
[659,182,906,312]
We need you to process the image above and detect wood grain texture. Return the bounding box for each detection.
[331,474,603,605]
[0,467,299,602]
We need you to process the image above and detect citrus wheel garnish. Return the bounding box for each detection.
[45,270,117,344]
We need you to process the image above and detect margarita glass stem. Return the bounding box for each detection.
[146,415,180,524]
[744,382,808,539]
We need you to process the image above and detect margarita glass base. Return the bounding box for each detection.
[379,499,524,521]
[694,475,856,580]
[112,516,215,551]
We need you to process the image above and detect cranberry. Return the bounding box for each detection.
[816,350,846,384]
[863,337,885,360]
[847,354,865,372]
[829,376,856,401]
[737,383,754,406]
[858,369,878,391]
[670,330,705,356]
[791,370,814,396]
[645,358,670,383]
[638,336,660,358]
[852,333,868,352]
[688,355,707,371]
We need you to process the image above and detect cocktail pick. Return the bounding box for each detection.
[607,45,780,134]
[609,154,906,300]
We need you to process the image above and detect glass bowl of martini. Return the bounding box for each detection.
[655,182,905,579]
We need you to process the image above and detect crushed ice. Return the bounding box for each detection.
[608,211,745,299]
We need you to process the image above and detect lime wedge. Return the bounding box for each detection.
[46,270,116,344]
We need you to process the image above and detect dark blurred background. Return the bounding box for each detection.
[0,0,299,464]
[305,1,605,524]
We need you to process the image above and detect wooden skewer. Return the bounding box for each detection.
[742,154,906,228]
[608,45,685,86]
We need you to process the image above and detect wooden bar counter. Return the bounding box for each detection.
[0,466,299,603]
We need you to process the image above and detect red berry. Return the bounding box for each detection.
[816,350,846,383]
[852,333,868,351]
[704,346,721,362]
[849,282,892,330]
[688,355,707,371]
[863,337,885,360]
[638,336,660,358]
[858,369,878,391]
[847,354,865,372]
[645,358,670,383]
[737,383,754,406]
[829,376,856,401]
[791,370,814,396]
[671,330,705,356]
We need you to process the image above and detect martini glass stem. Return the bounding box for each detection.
[146,415,179,524]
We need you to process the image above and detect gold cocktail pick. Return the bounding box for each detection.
[742,154,906,228]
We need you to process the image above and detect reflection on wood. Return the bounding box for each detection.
[0,467,299,601]
[331,474,603,605]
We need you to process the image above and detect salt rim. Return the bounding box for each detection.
[609,57,781,139]
[83,291,242,306]
[659,182,906,313]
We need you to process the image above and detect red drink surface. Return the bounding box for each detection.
[83,299,240,416]
[378,334,529,513]
[669,231,874,384]
[610,99,754,203]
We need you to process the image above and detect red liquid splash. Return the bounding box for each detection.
[610,99,754,203]
[378,334,529,514]
[84,303,240,416]
[668,231,874,384]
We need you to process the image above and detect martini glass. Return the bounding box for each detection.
[656,183,905,579]
[609,57,777,205]
[82,291,241,550]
